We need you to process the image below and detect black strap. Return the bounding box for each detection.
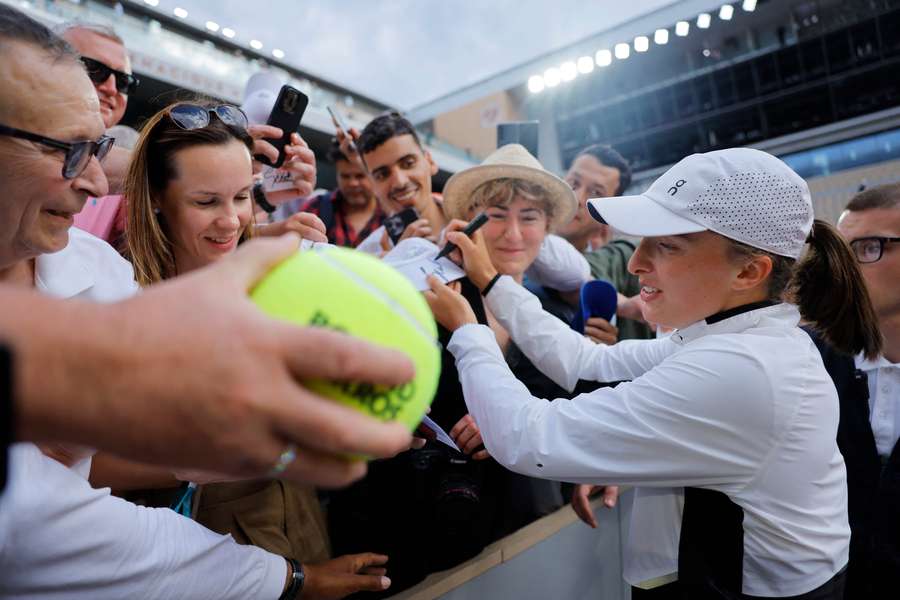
[705,300,777,325]
[318,191,336,234]
[480,273,502,297]
[278,558,304,600]
[252,181,278,214]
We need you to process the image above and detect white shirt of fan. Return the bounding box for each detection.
[856,353,900,457]
[0,228,286,600]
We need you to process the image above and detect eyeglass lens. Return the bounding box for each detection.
[63,137,114,179]
[213,106,249,129]
[169,105,211,130]
[169,105,248,131]
[82,58,137,95]
[851,238,883,263]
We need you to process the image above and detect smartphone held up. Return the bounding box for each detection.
[254,85,309,169]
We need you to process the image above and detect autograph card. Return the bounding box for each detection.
[382,238,466,291]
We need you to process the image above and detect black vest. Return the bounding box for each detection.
[669,313,849,599]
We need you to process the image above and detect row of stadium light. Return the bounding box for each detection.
[142,0,286,60]
[527,0,757,94]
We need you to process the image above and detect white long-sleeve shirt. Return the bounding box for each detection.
[446,276,849,597]
[523,233,591,292]
[0,444,286,600]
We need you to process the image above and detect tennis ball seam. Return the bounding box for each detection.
[316,251,440,348]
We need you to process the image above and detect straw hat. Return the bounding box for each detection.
[442,144,577,230]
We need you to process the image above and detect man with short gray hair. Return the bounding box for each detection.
[59,22,136,129]
[59,22,138,240]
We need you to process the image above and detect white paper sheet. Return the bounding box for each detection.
[382,238,466,291]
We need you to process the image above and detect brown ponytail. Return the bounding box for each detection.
[789,219,882,359]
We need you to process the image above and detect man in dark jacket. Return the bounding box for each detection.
[816,183,900,598]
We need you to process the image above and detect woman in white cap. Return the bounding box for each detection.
[425,148,881,599]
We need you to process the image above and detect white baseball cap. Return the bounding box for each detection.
[241,71,283,125]
[587,148,813,259]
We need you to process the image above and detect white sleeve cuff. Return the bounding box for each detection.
[258,551,290,600]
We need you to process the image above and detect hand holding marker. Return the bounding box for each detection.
[435,212,489,261]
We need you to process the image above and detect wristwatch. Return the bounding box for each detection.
[253,180,278,214]
[279,558,305,600]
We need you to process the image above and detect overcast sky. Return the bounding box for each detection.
[152,0,674,109]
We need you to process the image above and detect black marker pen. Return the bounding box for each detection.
[435,212,489,261]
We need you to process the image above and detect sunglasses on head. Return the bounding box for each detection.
[81,56,140,95]
[167,104,249,132]
[0,124,114,179]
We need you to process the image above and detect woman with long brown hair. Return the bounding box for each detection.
[90,99,394,599]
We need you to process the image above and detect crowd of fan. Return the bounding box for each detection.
[0,5,898,600]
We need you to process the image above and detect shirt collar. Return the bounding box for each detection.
[855,353,897,371]
[670,302,799,346]
[33,239,95,299]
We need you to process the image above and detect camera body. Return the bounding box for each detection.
[410,441,485,569]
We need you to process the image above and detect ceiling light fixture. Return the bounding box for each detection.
[577,55,594,74]
[595,49,612,67]
[543,67,561,87]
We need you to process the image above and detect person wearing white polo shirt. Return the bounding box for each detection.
[425,148,882,599]
[832,183,900,597]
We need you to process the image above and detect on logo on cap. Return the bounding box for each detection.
[668,179,687,196]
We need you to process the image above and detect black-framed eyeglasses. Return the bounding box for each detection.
[81,56,140,95]
[849,236,900,264]
[0,124,114,179]
[167,104,249,132]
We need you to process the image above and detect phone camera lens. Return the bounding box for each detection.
[282,93,298,113]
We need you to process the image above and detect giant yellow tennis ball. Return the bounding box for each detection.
[250,245,440,431]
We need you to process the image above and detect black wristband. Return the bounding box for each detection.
[279,558,305,600]
[480,273,502,296]
[253,181,278,214]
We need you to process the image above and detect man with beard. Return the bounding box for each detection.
[557,144,653,342]
[299,138,383,248]
[352,113,445,253]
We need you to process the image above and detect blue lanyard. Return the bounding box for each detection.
[170,481,197,518]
